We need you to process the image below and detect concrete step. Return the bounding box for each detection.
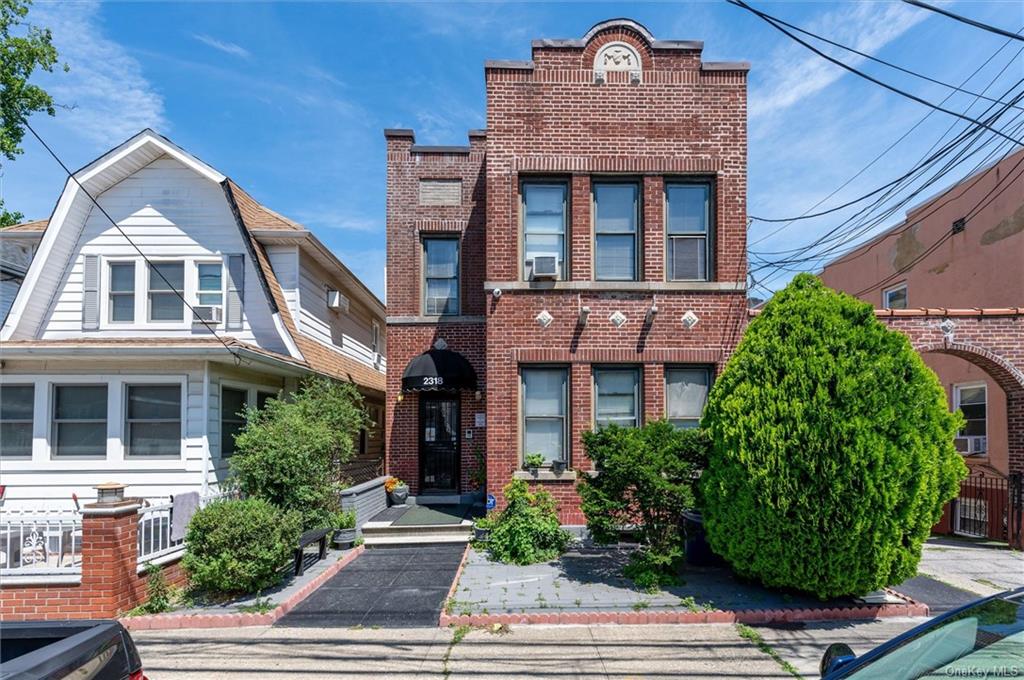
[360,519,473,546]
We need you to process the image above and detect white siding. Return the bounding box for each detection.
[266,245,300,321]
[35,156,287,354]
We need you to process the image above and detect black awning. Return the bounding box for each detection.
[401,348,478,392]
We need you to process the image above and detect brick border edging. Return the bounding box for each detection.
[437,543,472,626]
[121,545,366,631]
[438,580,929,628]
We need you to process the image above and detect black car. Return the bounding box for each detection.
[0,620,146,680]
[821,587,1024,679]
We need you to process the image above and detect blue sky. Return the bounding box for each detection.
[7,1,1023,301]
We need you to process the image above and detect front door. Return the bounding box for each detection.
[419,394,460,493]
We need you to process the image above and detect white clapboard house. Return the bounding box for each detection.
[0,130,386,508]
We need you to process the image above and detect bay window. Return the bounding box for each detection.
[522,182,567,280]
[666,367,711,429]
[666,182,713,281]
[0,384,34,458]
[423,237,460,315]
[125,384,182,457]
[594,183,639,281]
[521,367,568,464]
[52,385,108,457]
[594,366,640,428]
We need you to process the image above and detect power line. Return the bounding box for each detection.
[902,0,1024,43]
[729,0,1024,147]
[23,119,245,364]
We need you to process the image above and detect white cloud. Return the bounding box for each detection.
[30,1,167,146]
[750,2,930,118]
[192,33,251,59]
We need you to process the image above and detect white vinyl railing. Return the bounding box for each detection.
[0,507,83,576]
[137,490,235,564]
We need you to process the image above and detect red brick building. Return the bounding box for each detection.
[385,19,750,524]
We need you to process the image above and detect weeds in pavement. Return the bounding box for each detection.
[443,625,473,679]
[736,623,802,679]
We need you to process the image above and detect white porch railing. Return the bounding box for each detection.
[137,490,235,564]
[0,507,83,576]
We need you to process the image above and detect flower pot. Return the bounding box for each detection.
[551,460,566,474]
[525,466,539,475]
[389,485,409,506]
[473,526,491,542]
[332,527,357,549]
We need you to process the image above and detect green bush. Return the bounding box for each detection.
[486,479,571,565]
[183,498,301,595]
[700,274,967,599]
[231,377,369,530]
[139,562,172,614]
[579,421,709,590]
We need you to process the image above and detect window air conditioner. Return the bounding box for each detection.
[192,306,223,324]
[954,436,987,455]
[327,290,350,313]
[530,254,560,280]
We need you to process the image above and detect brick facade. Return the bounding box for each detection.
[386,19,749,522]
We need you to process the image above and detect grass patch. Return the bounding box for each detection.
[632,600,651,611]
[736,623,802,679]
[974,578,1001,590]
[236,595,276,615]
[678,596,716,613]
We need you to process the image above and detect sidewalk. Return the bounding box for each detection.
[917,536,1024,596]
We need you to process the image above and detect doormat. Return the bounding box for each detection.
[393,504,469,526]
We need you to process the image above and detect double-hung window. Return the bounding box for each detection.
[423,238,460,315]
[522,183,567,280]
[221,387,248,457]
[666,367,711,429]
[594,367,640,428]
[666,182,713,281]
[125,384,182,457]
[521,367,568,464]
[52,385,108,457]
[593,183,639,281]
[148,261,185,321]
[0,384,34,458]
[197,263,223,306]
[109,262,136,323]
[954,383,987,455]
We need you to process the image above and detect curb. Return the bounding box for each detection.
[121,545,365,631]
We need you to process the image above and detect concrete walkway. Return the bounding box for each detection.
[134,623,791,679]
[917,536,1024,596]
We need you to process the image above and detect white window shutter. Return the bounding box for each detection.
[82,255,99,330]
[226,254,245,330]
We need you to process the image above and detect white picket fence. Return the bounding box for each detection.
[0,507,83,576]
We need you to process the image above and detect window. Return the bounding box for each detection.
[522,183,567,280]
[52,385,107,457]
[125,385,181,457]
[372,321,381,354]
[0,384,34,458]
[521,367,568,464]
[197,263,223,307]
[108,262,135,323]
[593,183,639,281]
[666,182,712,281]
[148,261,185,321]
[256,390,276,410]
[221,387,248,457]
[423,238,459,315]
[666,367,711,429]
[594,367,640,428]
[954,384,987,455]
[883,284,908,310]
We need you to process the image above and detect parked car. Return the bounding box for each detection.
[0,620,146,680]
[821,587,1024,678]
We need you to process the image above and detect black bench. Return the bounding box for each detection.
[293,528,331,576]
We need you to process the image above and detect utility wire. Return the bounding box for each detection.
[902,0,1024,43]
[729,0,1024,147]
[23,119,245,364]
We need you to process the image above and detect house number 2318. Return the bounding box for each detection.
[423,377,444,386]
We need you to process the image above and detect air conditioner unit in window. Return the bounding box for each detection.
[192,306,223,324]
[327,290,350,313]
[954,436,987,455]
[529,254,560,280]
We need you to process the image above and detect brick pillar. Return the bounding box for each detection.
[80,499,143,618]
[1007,391,1024,549]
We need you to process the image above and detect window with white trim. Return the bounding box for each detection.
[125,384,181,457]
[883,284,908,310]
[954,383,987,455]
[0,384,34,458]
[594,182,639,281]
[666,367,710,429]
[423,237,460,316]
[521,367,568,464]
[522,182,567,280]
[148,261,186,321]
[372,320,381,355]
[221,386,248,457]
[594,366,640,428]
[666,182,713,281]
[52,385,108,458]
[108,262,135,323]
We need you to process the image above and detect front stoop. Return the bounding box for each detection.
[361,519,473,547]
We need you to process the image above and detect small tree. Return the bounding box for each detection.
[701,274,966,598]
[486,479,571,565]
[579,421,709,590]
[231,377,369,530]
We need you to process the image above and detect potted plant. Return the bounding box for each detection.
[333,510,357,549]
[468,446,486,504]
[473,512,496,542]
[385,476,409,505]
[524,453,544,474]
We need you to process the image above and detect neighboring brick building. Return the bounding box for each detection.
[386,19,750,524]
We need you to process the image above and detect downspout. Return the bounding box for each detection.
[201,360,211,496]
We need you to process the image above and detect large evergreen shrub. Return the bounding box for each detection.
[701,274,966,598]
[578,421,709,590]
[231,377,369,530]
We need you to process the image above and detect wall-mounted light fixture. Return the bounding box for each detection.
[492,288,502,299]
[579,306,591,326]
[645,304,658,325]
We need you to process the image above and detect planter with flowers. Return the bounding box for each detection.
[385,476,409,506]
